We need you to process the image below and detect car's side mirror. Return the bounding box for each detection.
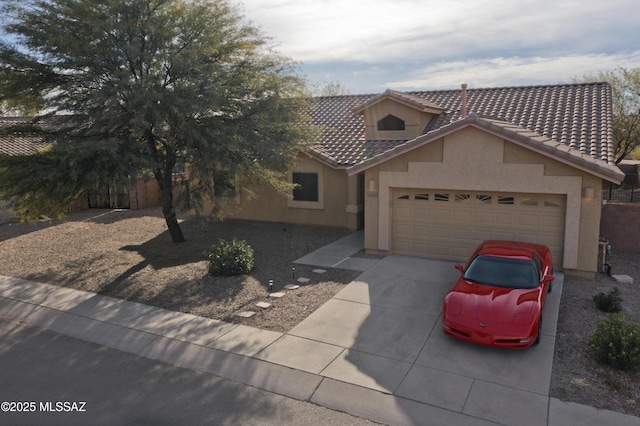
[455,264,464,273]
[543,274,555,282]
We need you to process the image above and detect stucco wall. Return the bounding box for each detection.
[600,203,640,253]
[362,126,603,274]
[218,154,354,229]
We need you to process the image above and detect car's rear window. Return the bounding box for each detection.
[463,255,538,289]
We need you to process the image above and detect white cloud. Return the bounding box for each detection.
[386,51,640,90]
[242,0,637,59]
[238,0,640,92]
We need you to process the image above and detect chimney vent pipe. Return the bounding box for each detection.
[461,83,468,118]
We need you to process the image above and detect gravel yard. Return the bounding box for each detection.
[551,251,640,417]
[0,208,360,333]
[1,207,639,418]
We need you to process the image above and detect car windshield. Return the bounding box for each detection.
[463,255,539,289]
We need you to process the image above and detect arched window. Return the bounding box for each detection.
[377,114,405,131]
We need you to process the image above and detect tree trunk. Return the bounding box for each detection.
[164,206,185,243]
[155,168,185,243]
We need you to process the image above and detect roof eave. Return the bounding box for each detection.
[305,147,348,169]
[351,90,444,115]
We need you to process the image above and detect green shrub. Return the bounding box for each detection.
[206,239,254,276]
[593,287,622,313]
[589,313,640,371]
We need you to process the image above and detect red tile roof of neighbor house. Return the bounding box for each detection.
[0,116,51,155]
[309,82,621,181]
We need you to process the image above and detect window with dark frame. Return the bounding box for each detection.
[476,194,492,204]
[377,114,405,131]
[174,161,186,174]
[498,195,515,205]
[292,172,319,202]
[214,170,236,198]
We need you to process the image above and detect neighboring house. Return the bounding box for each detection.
[0,117,51,220]
[617,159,640,188]
[0,117,163,214]
[0,117,51,155]
[218,82,624,277]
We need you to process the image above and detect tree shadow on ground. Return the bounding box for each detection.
[0,319,368,425]
[0,208,162,242]
[8,210,359,332]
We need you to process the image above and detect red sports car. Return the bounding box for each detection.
[442,240,554,349]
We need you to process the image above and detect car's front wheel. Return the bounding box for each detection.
[534,318,542,345]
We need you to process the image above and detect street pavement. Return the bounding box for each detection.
[0,317,374,425]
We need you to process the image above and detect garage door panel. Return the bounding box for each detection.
[394,240,413,253]
[451,227,471,240]
[537,235,562,249]
[393,223,412,236]
[394,206,411,219]
[412,241,430,252]
[496,213,516,225]
[413,225,431,237]
[474,212,494,224]
[431,244,451,258]
[472,229,494,241]
[432,227,450,239]
[518,214,540,226]
[392,189,565,265]
[432,209,452,221]
[542,215,563,228]
[516,233,539,244]
[450,248,470,259]
[494,231,517,241]
[453,211,472,222]
[413,208,431,220]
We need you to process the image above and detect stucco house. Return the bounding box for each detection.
[217,82,624,277]
[1,83,624,275]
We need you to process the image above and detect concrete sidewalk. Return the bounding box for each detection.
[0,232,638,425]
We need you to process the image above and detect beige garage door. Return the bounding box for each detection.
[392,189,565,265]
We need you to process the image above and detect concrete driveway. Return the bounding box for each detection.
[259,254,563,426]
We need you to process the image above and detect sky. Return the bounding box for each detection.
[239,0,640,94]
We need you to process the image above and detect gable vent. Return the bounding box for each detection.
[377,114,405,131]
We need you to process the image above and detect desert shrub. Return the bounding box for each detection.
[589,313,640,371]
[206,239,254,276]
[593,287,622,313]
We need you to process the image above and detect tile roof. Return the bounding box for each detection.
[0,117,49,155]
[0,83,619,181]
[347,113,624,182]
[309,82,617,170]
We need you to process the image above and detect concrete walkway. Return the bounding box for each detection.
[294,229,381,271]
[0,232,638,425]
